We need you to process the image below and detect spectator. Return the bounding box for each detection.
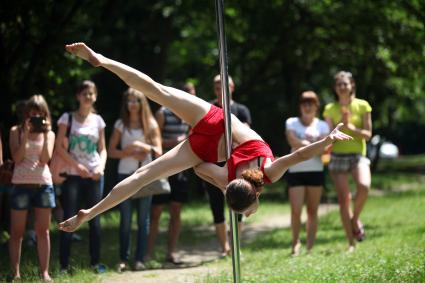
[56,80,107,272]
[145,83,192,264]
[323,71,372,252]
[285,91,330,256]
[9,95,55,281]
[203,74,251,257]
[108,88,161,272]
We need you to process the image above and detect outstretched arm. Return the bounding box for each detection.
[265,123,352,182]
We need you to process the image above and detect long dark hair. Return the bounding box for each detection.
[76,80,98,113]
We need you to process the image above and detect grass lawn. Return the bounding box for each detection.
[201,185,425,282]
[0,155,424,282]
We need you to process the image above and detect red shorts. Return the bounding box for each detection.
[188,105,224,163]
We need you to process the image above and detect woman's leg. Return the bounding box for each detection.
[288,186,305,256]
[34,208,52,281]
[205,183,230,255]
[167,201,182,261]
[65,43,211,126]
[117,173,132,263]
[60,140,202,232]
[85,178,103,266]
[305,186,322,252]
[59,176,79,269]
[351,163,371,232]
[331,172,355,248]
[9,209,28,279]
[119,198,132,263]
[135,196,152,262]
[146,203,163,260]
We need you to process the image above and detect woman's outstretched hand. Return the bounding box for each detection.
[327,123,353,143]
[58,209,90,232]
[65,43,103,67]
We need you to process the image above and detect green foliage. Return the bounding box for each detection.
[0,1,424,154]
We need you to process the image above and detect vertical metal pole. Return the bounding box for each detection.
[214,1,241,282]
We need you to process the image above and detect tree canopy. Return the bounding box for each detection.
[1,0,424,154]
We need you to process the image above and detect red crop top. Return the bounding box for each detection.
[227,139,274,183]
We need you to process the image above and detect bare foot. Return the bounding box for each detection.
[291,241,302,257]
[41,273,52,282]
[59,209,90,232]
[347,245,355,253]
[65,43,103,67]
[220,248,231,258]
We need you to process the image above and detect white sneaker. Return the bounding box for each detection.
[134,261,146,271]
[116,262,128,273]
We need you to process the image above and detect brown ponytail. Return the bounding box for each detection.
[225,168,264,212]
[241,168,264,192]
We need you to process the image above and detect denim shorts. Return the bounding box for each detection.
[10,184,56,210]
[328,153,370,173]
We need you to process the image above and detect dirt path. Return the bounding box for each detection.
[101,204,338,283]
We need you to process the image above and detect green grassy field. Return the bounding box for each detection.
[0,155,424,282]
[201,185,425,283]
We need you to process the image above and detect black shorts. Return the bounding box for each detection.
[285,171,325,187]
[152,172,189,205]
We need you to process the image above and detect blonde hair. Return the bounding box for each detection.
[119,88,158,144]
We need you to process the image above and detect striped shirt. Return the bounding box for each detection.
[160,107,189,151]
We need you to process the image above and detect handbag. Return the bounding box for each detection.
[132,177,171,198]
[50,112,73,184]
[131,147,171,198]
[0,159,14,186]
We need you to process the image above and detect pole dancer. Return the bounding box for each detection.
[59,43,352,234]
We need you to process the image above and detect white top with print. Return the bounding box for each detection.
[58,112,105,175]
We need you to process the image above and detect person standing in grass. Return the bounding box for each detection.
[9,95,55,281]
[323,71,372,252]
[146,82,192,265]
[285,91,330,256]
[55,80,107,272]
[108,88,162,272]
[203,75,250,257]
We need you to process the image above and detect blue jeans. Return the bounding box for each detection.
[118,174,152,262]
[59,175,104,268]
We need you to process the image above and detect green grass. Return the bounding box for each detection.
[199,186,425,283]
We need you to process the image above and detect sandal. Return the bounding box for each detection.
[353,223,366,242]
